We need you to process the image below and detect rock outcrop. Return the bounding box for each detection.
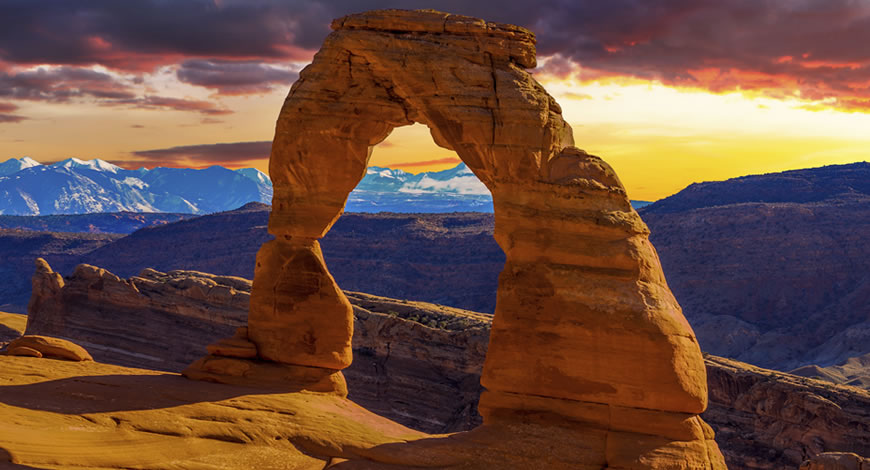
[176,9,724,467]
[24,261,487,433]
[4,335,92,361]
[25,259,248,372]
[0,312,25,348]
[800,453,869,470]
[706,356,870,468]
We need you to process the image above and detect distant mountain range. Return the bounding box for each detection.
[0,157,272,215]
[0,157,649,215]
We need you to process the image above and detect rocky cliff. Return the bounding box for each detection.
[23,262,870,468]
[639,162,870,383]
[0,229,121,312]
[24,260,488,433]
[705,356,870,468]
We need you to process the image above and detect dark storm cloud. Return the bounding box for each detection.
[2,1,870,108]
[0,0,308,70]
[131,141,272,165]
[176,59,298,95]
[0,66,231,114]
[0,67,136,102]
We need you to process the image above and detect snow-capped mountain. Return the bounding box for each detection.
[0,157,273,215]
[0,156,41,176]
[348,163,493,212]
[52,157,123,174]
[0,158,648,215]
[235,168,273,202]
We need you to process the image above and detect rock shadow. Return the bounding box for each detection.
[0,373,296,414]
[0,447,45,469]
[0,324,22,342]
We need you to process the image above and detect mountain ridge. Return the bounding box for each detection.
[0,158,650,215]
[0,157,272,215]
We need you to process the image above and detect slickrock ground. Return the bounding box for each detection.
[2,355,732,470]
[19,262,870,468]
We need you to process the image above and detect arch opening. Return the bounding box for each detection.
[322,122,501,315]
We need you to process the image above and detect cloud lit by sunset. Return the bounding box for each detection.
[1,0,868,200]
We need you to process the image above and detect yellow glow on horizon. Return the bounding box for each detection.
[539,77,870,200]
[2,64,869,202]
[369,124,460,173]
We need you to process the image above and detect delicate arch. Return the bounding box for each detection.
[186,15,723,466]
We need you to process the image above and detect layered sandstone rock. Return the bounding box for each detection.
[178,8,724,467]
[5,335,92,361]
[23,262,487,432]
[0,311,26,348]
[25,259,249,372]
[706,356,870,468]
[800,453,869,470]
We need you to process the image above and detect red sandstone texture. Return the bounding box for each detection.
[180,9,724,468]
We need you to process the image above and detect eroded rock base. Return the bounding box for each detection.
[184,327,348,397]
[183,356,348,397]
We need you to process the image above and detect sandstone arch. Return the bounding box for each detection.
[186,9,725,468]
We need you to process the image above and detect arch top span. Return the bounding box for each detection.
[185,10,725,468]
[267,9,575,239]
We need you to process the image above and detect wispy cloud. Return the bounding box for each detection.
[129,140,271,168]
[176,59,298,95]
[0,101,26,123]
[389,157,461,167]
[123,95,232,115]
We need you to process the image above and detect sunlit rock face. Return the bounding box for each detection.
[187,9,725,468]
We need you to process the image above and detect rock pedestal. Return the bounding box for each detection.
[184,9,726,468]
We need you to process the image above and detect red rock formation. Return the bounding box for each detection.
[4,335,92,361]
[800,453,868,470]
[25,260,249,372]
[185,9,724,468]
[23,261,487,432]
[706,356,870,468]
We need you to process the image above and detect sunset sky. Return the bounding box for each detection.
[1,1,869,201]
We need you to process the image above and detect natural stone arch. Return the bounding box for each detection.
[186,9,725,467]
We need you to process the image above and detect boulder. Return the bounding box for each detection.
[800,453,868,470]
[6,335,92,361]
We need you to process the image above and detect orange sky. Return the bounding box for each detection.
[2,2,869,201]
[4,70,868,201]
